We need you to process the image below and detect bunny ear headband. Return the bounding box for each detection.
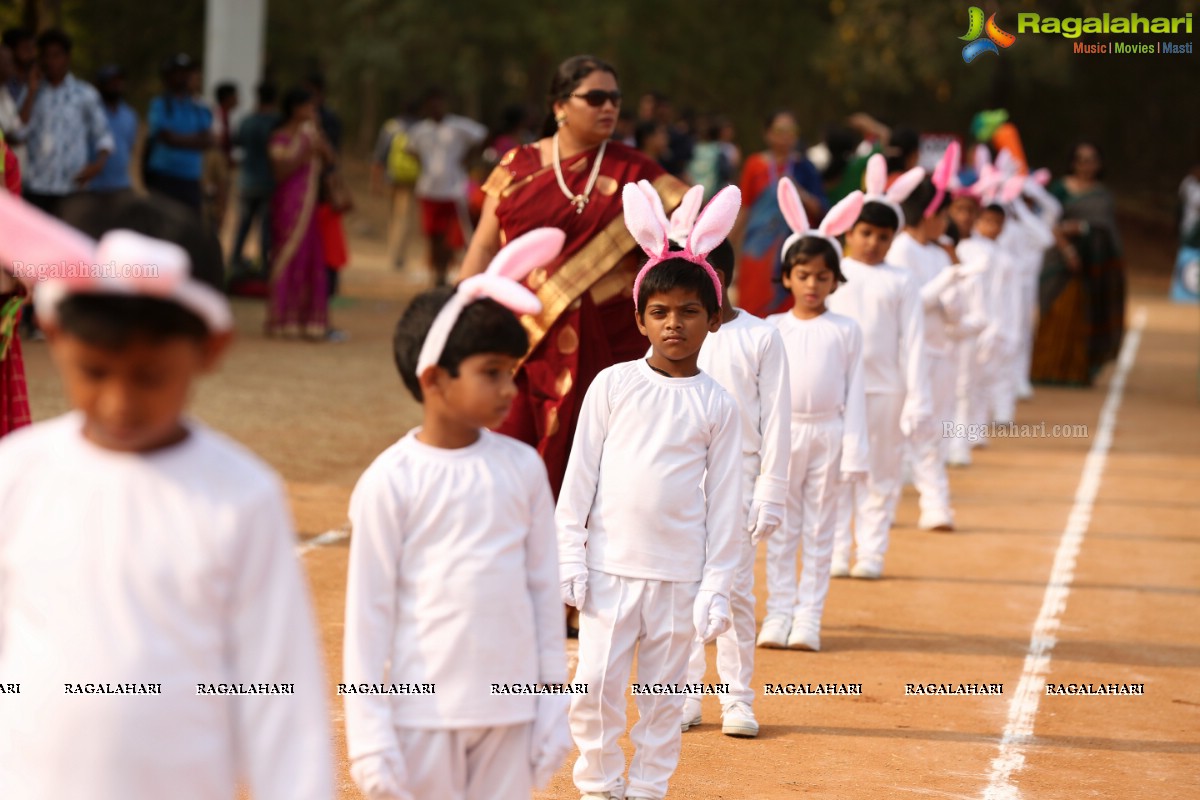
[415,227,561,376]
[0,190,232,332]
[625,180,739,310]
[925,141,961,219]
[863,152,925,228]
[777,177,864,261]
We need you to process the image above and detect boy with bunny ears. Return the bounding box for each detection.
[557,182,743,800]
[827,153,931,580]
[0,192,333,800]
[343,229,572,800]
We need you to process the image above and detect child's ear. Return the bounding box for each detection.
[633,308,649,337]
[707,311,721,333]
[200,331,234,372]
[418,364,445,399]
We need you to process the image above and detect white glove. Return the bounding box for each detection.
[840,469,867,484]
[350,750,412,800]
[746,499,784,545]
[900,412,931,440]
[693,590,731,643]
[559,562,588,609]
[530,693,572,790]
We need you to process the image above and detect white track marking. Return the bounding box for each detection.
[981,307,1148,800]
[296,524,350,555]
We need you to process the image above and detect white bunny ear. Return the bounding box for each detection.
[623,182,668,257]
[687,185,741,257]
[776,177,810,235]
[1000,174,1025,204]
[886,166,926,203]
[1030,167,1052,187]
[668,185,705,244]
[0,190,98,287]
[484,227,566,282]
[818,190,865,238]
[995,148,1018,178]
[864,153,888,195]
[973,144,992,175]
[637,180,671,237]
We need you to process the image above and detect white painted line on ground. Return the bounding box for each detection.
[981,307,1148,800]
[296,524,350,556]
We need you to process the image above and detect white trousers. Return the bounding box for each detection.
[954,338,987,453]
[911,353,954,520]
[394,723,532,800]
[685,461,756,708]
[991,342,1018,424]
[765,415,842,634]
[571,571,698,800]
[833,393,905,571]
[1015,269,1039,395]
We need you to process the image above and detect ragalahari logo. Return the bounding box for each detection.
[960,7,1017,62]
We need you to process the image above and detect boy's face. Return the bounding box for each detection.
[433,353,520,431]
[919,209,948,241]
[948,197,979,240]
[48,329,227,453]
[976,210,1004,240]
[844,220,895,265]
[782,257,836,316]
[636,287,719,371]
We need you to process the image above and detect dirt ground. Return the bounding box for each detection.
[20,175,1200,799]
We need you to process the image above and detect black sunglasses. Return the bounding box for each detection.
[570,90,622,108]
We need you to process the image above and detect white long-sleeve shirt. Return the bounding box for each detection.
[958,235,1021,357]
[343,429,564,758]
[768,311,870,474]
[695,308,791,506]
[888,231,964,357]
[826,256,930,420]
[556,359,742,598]
[0,412,332,800]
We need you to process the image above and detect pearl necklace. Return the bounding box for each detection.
[553,132,607,214]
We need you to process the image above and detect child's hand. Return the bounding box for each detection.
[899,412,931,440]
[746,500,784,545]
[530,693,572,789]
[350,750,412,800]
[560,562,589,609]
[693,590,731,643]
[840,470,867,484]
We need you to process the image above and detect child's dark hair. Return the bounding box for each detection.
[393,287,529,403]
[855,200,900,232]
[982,203,1007,217]
[636,259,720,319]
[901,178,947,225]
[783,237,846,283]
[53,193,225,348]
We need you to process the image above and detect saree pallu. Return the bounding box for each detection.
[1,297,31,437]
[484,142,686,497]
[1032,183,1124,386]
[267,130,327,333]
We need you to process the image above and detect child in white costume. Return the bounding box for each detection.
[886,144,967,531]
[343,229,572,800]
[827,154,930,579]
[559,182,743,800]
[761,181,869,651]
[656,187,791,740]
[0,193,332,800]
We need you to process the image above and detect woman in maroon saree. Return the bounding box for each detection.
[460,56,688,497]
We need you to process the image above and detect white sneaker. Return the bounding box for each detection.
[918,511,955,532]
[851,560,883,580]
[756,615,790,648]
[946,446,972,467]
[786,621,821,651]
[680,697,702,731]
[831,556,851,578]
[580,794,621,800]
[721,701,759,738]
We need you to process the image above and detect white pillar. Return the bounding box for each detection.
[203,0,267,117]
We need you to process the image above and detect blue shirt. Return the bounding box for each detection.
[89,101,138,192]
[146,94,212,181]
[235,111,278,194]
[19,73,114,195]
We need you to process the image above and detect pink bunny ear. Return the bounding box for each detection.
[885,166,926,203]
[931,142,961,192]
[0,190,98,286]
[484,227,566,282]
[864,153,887,195]
[668,185,705,244]
[1031,167,1051,187]
[623,182,668,258]
[818,190,865,238]
[687,185,741,256]
[637,180,671,237]
[973,144,992,175]
[1000,174,1025,204]
[776,177,810,235]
